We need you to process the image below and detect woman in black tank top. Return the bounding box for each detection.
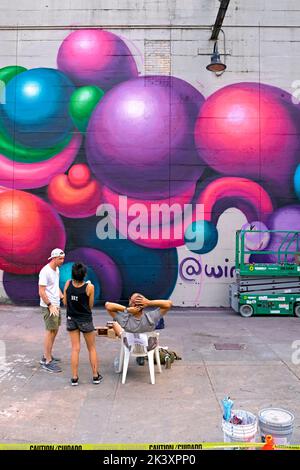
[63,263,102,386]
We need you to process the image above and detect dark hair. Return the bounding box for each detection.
[129,292,143,299]
[72,262,87,282]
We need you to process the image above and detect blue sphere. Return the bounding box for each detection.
[294,164,300,200]
[0,68,75,147]
[184,220,218,254]
[59,262,101,304]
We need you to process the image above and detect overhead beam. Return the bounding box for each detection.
[210,0,231,40]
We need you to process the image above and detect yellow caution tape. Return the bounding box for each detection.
[0,442,299,450]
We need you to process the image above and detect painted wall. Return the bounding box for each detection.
[0,0,300,307]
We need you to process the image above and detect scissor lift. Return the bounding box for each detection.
[230,230,300,317]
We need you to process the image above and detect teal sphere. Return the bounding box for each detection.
[59,262,101,304]
[184,220,218,254]
[294,164,300,200]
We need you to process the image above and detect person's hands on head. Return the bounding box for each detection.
[127,306,143,315]
[49,304,59,316]
[133,294,150,309]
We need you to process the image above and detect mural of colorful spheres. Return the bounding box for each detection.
[0,28,300,305]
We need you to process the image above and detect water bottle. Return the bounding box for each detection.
[165,354,171,369]
[221,397,234,421]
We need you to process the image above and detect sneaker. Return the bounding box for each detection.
[42,360,62,373]
[136,357,145,366]
[92,373,103,384]
[39,355,61,365]
[51,355,61,362]
[71,377,79,386]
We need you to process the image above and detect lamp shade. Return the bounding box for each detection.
[206,42,226,73]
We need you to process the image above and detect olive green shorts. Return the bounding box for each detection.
[41,307,61,331]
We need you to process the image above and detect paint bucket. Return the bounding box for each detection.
[222,409,257,446]
[258,408,294,445]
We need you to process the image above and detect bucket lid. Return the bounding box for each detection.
[259,408,294,426]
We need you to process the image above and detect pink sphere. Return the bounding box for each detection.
[102,184,196,249]
[57,29,138,90]
[195,83,300,197]
[0,134,82,189]
[48,164,102,218]
[68,163,91,188]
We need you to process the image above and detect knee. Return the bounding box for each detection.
[113,322,123,337]
[72,345,81,354]
[87,343,96,353]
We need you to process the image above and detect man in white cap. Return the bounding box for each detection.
[38,248,65,373]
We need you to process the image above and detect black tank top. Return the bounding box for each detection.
[66,281,92,321]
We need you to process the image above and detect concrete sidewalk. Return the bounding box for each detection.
[0,305,300,444]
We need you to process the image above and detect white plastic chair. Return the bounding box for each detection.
[116,331,162,384]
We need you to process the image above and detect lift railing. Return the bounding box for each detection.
[236,230,300,276]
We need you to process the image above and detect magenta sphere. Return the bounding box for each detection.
[57,29,138,90]
[195,82,300,197]
[86,76,205,199]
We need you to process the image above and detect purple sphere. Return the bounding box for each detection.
[86,76,205,199]
[3,272,39,305]
[57,29,138,90]
[65,247,122,302]
[266,205,300,262]
[241,221,270,251]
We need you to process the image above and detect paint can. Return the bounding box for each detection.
[258,408,294,445]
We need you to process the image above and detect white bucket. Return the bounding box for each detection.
[258,408,294,445]
[222,409,258,445]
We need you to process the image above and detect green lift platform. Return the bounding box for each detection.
[230,230,300,317]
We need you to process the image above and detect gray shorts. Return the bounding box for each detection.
[66,317,95,333]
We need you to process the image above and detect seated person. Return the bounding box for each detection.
[105,293,172,336]
[295,252,300,265]
[105,294,172,364]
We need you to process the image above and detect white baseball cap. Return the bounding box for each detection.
[48,248,65,260]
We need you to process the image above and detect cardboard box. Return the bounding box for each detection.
[95,326,108,336]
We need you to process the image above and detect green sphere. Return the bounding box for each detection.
[0,66,27,110]
[0,65,27,84]
[69,86,105,133]
[0,130,71,163]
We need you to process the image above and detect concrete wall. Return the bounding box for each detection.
[0,1,300,306]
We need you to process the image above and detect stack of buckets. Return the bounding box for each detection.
[222,407,295,447]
